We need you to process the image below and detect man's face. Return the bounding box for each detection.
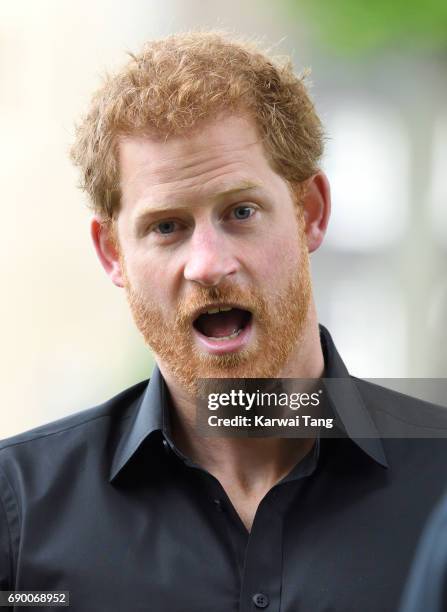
[114,113,312,394]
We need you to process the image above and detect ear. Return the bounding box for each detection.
[300,171,331,253]
[90,216,125,288]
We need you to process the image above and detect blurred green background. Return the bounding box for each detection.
[288,0,447,55]
[0,0,446,438]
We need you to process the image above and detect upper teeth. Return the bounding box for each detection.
[206,306,233,314]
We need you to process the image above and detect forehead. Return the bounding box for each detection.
[117,114,279,207]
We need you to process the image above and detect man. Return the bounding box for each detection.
[1,31,447,612]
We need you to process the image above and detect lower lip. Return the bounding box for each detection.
[193,318,253,355]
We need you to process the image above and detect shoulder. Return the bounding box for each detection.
[0,379,149,590]
[353,377,447,436]
[0,378,149,460]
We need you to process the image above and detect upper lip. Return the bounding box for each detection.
[191,303,251,323]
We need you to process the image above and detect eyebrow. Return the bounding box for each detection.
[214,181,262,196]
[133,181,263,224]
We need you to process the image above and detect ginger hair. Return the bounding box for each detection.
[71,31,324,221]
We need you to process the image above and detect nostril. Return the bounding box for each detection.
[184,261,238,287]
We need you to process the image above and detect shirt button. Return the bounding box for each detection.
[252,593,269,608]
[213,499,223,511]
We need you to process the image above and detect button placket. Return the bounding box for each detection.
[238,492,284,612]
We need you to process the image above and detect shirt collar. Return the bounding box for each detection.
[109,366,165,481]
[109,324,387,482]
[319,324,388,468]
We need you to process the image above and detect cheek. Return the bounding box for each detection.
[124,252,181,312]
[125,256,163,296]
[247,229,302,284]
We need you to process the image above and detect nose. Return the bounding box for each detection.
[183,223,238,287]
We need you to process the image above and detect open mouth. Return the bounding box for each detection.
[193,306,252,341]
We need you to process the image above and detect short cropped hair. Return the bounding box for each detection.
[71,31,324,221]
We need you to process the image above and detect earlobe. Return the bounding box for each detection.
[301,171,331,253]
[90,216,125,288]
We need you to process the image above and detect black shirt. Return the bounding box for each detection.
[1,326,447,612]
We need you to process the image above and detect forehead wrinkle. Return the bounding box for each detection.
[121,131,263,188]
[130,154,266,208]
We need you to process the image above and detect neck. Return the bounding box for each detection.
[157,304,324,494]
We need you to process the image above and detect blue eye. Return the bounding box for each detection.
[233,205,254,220]
[155,221,177,234]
